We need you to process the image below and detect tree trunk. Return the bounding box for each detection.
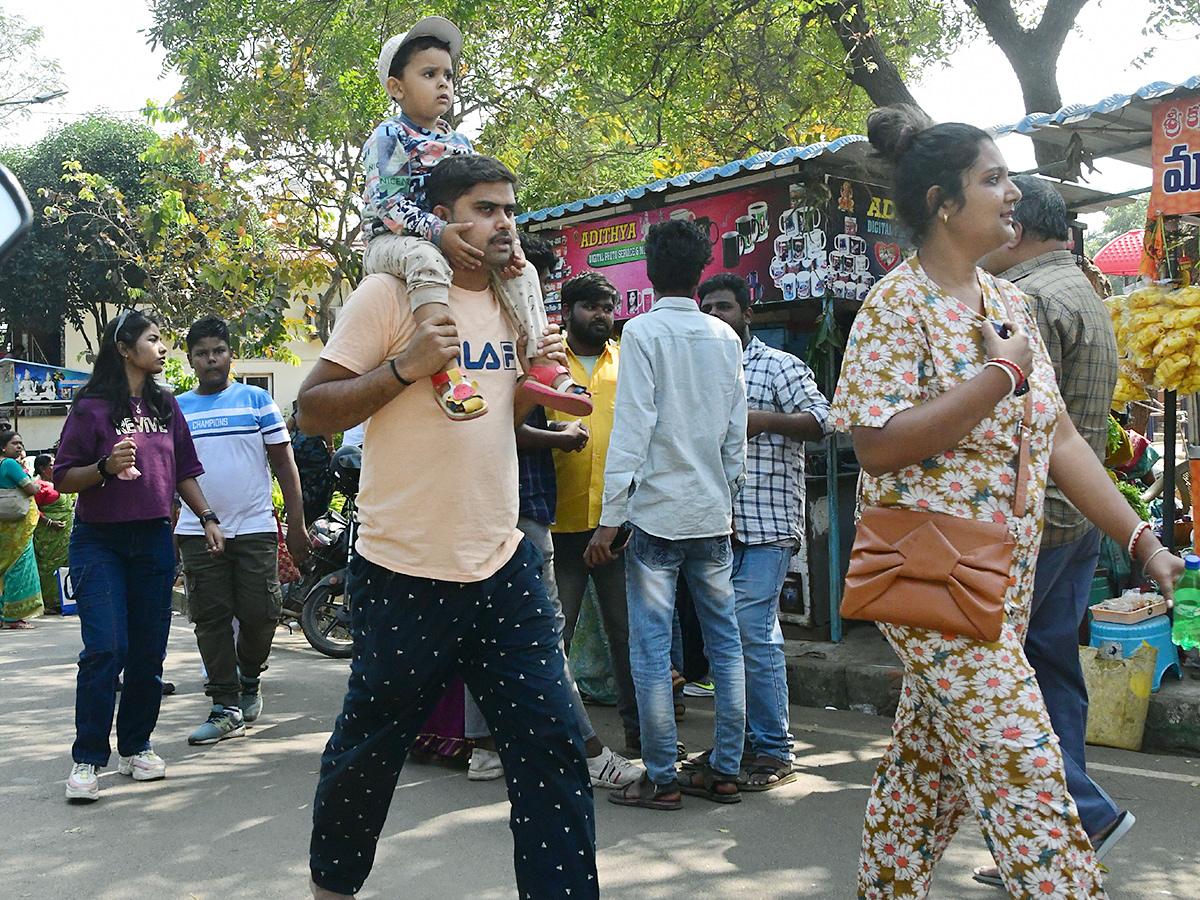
[819,0,926,113]
[967,0,1091,173]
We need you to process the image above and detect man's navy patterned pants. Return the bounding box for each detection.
[309,539,598,898]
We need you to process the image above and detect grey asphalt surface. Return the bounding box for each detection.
[3,613,1199,900]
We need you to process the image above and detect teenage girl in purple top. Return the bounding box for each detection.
[53,310,225,803]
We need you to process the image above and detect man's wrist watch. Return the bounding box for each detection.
[200,510,221,526]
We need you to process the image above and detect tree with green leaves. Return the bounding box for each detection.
[1086,196,1149,257]
[145,0,948,317]
[0,10,65,133]
[0,115,324,362]
[823,0,1199,171]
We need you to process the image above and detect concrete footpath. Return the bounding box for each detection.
[784,622,1200,754]
[3,615,1199,900]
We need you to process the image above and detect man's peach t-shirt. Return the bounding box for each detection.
[320,273,523,582]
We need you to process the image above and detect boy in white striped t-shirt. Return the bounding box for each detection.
[175,316,310,747]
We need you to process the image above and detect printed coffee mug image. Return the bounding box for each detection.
[695,216,720,245]
[621,291,637,318]
[669,208,695,221]
[778,208,803,238]
[810,270,826,298]
[748,201,769,242]
[805,229,826,255]
[769,256,786,285]
[722,232,740,269]
[641,288,654,314]
[789,183,804,206]
[798,206,822,232]
[854,254,871,273]
[774,236,790,259]
[833,277,848,299]
[736,215,755,254]
[834,234,867,255]
[795,270,811,300]
[844,216,858,235]
[786,257,802,275]
[781,272,798,302]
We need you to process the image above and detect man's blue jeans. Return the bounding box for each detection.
[69,519,176,767]
[625,526,745,786]
[732,544,794,762]
[1027,527,1120,838]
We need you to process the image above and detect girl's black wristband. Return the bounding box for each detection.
[96,456,112,482]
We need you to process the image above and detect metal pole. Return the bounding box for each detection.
[1164,390,1177,554]
[1187,393,1200,557]
[826,296,842,642]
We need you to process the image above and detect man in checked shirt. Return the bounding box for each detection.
[700,273,830,790]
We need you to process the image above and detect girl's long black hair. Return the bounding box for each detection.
[73,309,173,429]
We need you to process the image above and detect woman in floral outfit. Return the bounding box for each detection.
[831,106,1183,899]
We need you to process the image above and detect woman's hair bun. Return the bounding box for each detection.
[867,105,936,165]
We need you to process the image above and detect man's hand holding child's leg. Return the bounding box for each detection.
[412,301,488,421]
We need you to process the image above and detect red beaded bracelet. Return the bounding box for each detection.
[987,357,1027,392]
[1126,521,1151,556]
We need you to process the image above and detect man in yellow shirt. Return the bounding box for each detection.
[549,272,640,751]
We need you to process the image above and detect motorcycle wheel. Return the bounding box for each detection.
[283,569,322,621]
[301,583,354,659]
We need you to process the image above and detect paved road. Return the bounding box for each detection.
[2,614,1198,899]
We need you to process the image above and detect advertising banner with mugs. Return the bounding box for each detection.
[551,178,901,320]
[1150,90,1200,217]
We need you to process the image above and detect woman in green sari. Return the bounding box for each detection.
[0,431,43,628]
[33,454,72,614]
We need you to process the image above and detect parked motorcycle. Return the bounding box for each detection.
[282,445,360,659]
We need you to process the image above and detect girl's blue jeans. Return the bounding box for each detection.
[69,519,175,766]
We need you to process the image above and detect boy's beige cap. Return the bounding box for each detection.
[377,16,463,89]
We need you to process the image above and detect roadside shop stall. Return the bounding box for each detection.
[519,136,905,638]
[994,76,1200,557]
[518,75,1200,641]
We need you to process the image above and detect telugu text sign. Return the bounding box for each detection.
[1150,91,1200,217]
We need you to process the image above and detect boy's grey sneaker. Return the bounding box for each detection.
[239,679,263,722]
[65,762,99,801]
[187,705,246,745]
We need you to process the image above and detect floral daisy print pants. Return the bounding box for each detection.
[856,622,1107,899]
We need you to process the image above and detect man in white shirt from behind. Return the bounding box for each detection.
[586,219,748,809]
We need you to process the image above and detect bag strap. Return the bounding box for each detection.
[997,286,1033,518]
[1013,393,1032,518]
[274,510,286,543]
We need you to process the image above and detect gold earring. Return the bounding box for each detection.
[941,212,949,224]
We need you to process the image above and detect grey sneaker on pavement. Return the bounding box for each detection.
[587,746,645,789]
[118,748,167,781]
[467,748,504,781]
[239,679,263,722]
[188,705,246,745]
[65,762,99,801]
